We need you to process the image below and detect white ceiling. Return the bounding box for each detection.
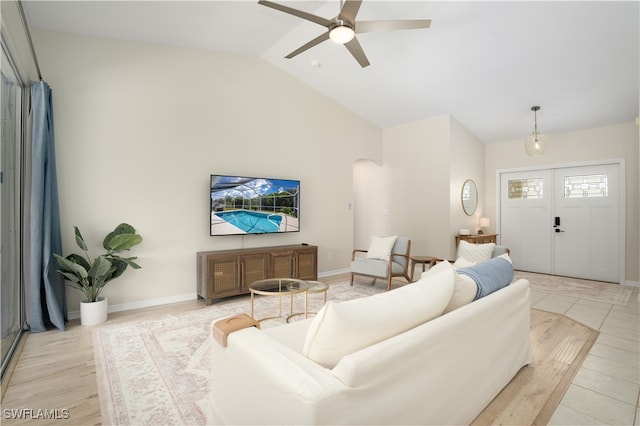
[22,0,639,143]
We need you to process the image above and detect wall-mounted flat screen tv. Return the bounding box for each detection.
[210,174,300,236]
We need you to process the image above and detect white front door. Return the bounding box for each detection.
[553,164,620,282]
[500,170,553,274]
[499,162,622,283]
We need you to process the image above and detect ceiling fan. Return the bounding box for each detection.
[258,0,431,68]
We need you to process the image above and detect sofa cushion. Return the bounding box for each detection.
[303,261,455,368]
[457,240,495,263]
[366,235,397,261]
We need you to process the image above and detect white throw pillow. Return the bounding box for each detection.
[456,240,495,263]
[365,235,398,261]
[443,273,477,313]
[303,261,455,368]
[452,257,476,269]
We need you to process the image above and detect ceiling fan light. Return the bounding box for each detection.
[330,25,355,44]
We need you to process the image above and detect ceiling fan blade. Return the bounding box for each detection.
[285,32,331,59]
[344,36,370,68]
[356,19,431,34]
[258,0,333,28]
[338,0,362,24]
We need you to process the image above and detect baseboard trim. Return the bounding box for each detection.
[624,280,640,288]
[319,267,349,277]
[67,271,351,319]
[67,292,198,320]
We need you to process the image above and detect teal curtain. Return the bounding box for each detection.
[28,81,66,332]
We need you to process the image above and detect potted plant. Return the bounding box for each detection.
[54,223,143,325]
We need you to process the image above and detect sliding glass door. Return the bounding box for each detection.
[1,43,25,381]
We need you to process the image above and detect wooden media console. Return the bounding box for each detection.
[197,244,318,304]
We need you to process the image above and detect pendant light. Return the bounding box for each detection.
[525,106,548,156]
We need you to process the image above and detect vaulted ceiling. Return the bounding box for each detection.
[22,1,639,143]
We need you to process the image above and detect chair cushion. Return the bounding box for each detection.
[390,237,410,268]
[303,261,455,368]
[350,258,404,278]
[366,235,397,261]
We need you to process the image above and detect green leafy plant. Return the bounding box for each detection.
[54,223,143,303]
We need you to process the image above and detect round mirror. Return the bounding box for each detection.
[461,179,478,216]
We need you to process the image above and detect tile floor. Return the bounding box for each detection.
[530,286,640,425]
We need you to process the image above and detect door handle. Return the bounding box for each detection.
[555,228,565,233]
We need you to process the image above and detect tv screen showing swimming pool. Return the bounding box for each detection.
[210,174,300,236]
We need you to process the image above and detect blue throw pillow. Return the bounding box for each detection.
[456,257,514,300]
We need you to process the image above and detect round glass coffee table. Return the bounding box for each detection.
[306,280,329,304]
[249,278,310,322]
[287,280,329,320]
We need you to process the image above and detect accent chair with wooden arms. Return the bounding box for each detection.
[350,236,412,291]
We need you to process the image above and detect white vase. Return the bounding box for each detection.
[80,297,108,326]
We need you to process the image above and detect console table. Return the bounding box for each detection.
[197,244,317,304]
[455,234,498,246]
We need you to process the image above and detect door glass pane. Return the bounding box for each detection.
[1,45,23,376]
[564,174,608,198]
[508,178,544,199]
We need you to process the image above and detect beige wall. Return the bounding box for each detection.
[485,122,639,283]
[352,159,386,250]
[381,115,452,260]
[449,116,486,257]
[377,114,486,261]
[33,30,382,310]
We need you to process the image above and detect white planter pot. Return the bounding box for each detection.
[80,297,108,326]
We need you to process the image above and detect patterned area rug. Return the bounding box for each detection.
[93,278,384,425]
[515,270,633,305]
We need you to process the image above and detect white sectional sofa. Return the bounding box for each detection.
[208,259,533,425]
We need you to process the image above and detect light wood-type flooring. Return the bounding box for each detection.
[1,274,638,425]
